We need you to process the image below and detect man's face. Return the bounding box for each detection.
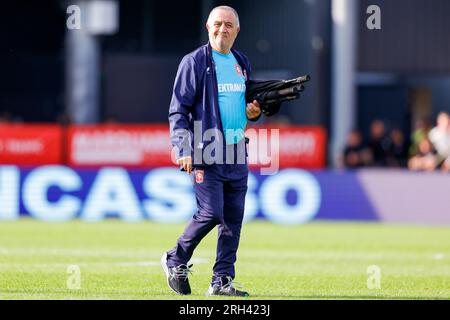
[206,9,240,53]
[370,121,385,139]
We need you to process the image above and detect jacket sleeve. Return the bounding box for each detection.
[168,55,198,160]
[243,55,262,122]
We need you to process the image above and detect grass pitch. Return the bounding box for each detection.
[0,219,449,300]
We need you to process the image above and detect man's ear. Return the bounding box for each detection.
[237,26,240,34]
[206,23,210,31]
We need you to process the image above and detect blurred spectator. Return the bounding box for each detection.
[387,128,408,167]
[367,120,391,167]
[428,111,450,171]
[342,129,372,168]
[408,138,437,171]
[409,119,431,157]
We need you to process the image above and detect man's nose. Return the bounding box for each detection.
[219,24,227,32]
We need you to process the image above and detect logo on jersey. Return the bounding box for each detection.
[235,64,242,77]
[195,170,204,184]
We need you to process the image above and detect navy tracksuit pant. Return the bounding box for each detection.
[166,143,248,282]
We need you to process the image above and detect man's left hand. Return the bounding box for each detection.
[246,100,262,120]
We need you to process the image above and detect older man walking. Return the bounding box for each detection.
[161,5,261,296]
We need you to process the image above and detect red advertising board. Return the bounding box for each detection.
[0,124,62,165]
[246,125,327,169]
[67,124,174,167]
[67,124,326,168]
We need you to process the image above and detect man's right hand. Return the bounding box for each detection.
[177,156,193,174]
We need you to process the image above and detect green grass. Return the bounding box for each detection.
[0,219,449,300]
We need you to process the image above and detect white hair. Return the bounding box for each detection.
[207,6,240,27]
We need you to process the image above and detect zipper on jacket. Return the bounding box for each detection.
[208,47,225,137]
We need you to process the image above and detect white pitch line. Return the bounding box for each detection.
[0,247,172,258]
[0,257,209,269]
[116,257,208,267]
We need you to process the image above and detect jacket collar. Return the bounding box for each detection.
[207,42,238,56]
[205,42,246,72]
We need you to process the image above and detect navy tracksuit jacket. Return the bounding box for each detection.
[167,43,258,282]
